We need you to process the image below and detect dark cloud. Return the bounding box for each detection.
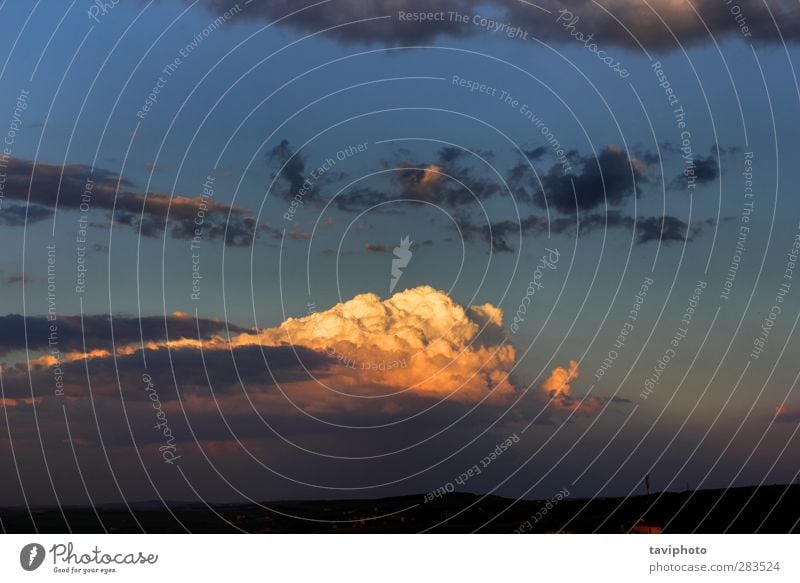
[0,313,248,356]
[524,147,548,161]
[455,213,542,253]
[516,145,648,214]
[634,148,661,167]
[267,139,321,204]
[194,0,800,50]
[694,157,720,184]
[271,141,651,217]
[6,273,30,285]
[456,211,709,252]
[0,157,263,246]
[393,147,502,204]
[197,0,477,45]
[508,147,552,190]
[0,204,52,226]
[322,249,349,257]
[114,344,331,399]
[711,144,741,157]
[439,146,466,164]
[331,186,387,212]
[503,0,800,51]
[633,215,711,245]
[670,154,719,190]
[170,215,273,247]
[1,343,332,403]
[333,146,501,211]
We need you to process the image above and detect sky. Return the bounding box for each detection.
[1,0,799,511]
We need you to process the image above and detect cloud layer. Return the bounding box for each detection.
[3,287,605,418]
[0,157,264,246]
[196,0,800,50]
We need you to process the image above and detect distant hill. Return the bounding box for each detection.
[2,484,798,533]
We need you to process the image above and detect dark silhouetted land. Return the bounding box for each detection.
[2,484,798,533]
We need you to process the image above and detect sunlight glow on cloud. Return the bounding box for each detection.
[15,288,609,416]
[260,285,518,404]
[540,359,601,415]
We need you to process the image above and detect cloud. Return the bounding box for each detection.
[633,215,711,245]
[539,360,601,414]
[194,0,800,50]
[195,0,477,45]
[6,273,30,285]
[775,404,800,423]
[364,243,390,253]
[670,153,719,190]
[4,288,616,421]
[331,146,501,211]
[0,313,247,356]
[266,142,503,213]
[0,204,52,226]
[144,162,166,173]
[540,359,580,396]
[393,163,444,193]
[255,285,518,405]
[322,248,353,256]
[193,216,275,247]
[0,157,263,246]
[0,288,625,506]
[269,141,650,218]
[6,288,521,409]
[524,147,548,161]
[455,213,542,253]
[506,0,800,51]
[525,145,648,214]
[455,211,710,252]
[362,239,430,254]
[0,397,42,408]
[267,139,326,204]
[1,341,331,406]
[330,186,387,212]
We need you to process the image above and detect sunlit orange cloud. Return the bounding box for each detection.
[18,311,231,367]
[28,349,112,368]
[418,164,443,188]
[160,287,517,410]
[256,286,518,404]
[25,333,235,369]
[540,360,601,415]
[0,397,43,408]
[23,335,249,371]
[19,287,600,414]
